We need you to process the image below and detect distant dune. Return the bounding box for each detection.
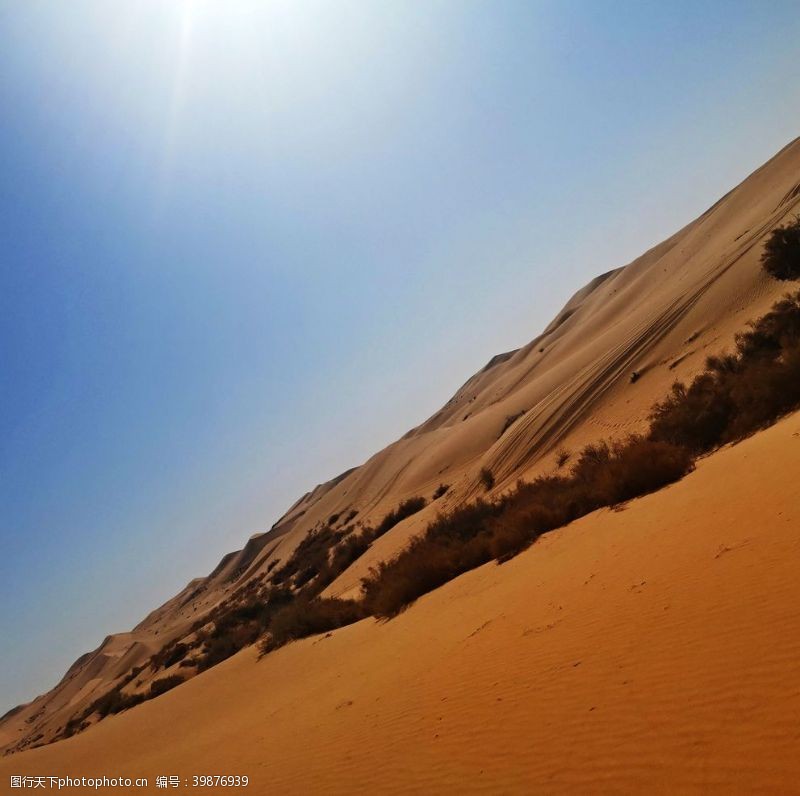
[3,137,800,784]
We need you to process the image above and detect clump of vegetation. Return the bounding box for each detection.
[372,496,427,539]
[151,642,189,670]
[433,483,450,500]
[649,290,800,452]
[329,531,370,573]
[195,585,293,671]
[761,216,800,280]
[271,526,344,587]
[479,467,495,491]
[190,496,427,668]
[260,597,365,654]
[362,499,504,617]
[363,436,691,616]
[555,447,571,468]
[149,675,184,698]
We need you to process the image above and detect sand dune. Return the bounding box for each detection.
[3,412,800,792]
[3,136,800,758]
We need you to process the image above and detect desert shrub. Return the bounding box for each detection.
[90,687,145,718]
[362,435,693,616]
[761,216,800,280]
[329,532,371,573]
[433,483,450,500]
[650,291,800,451]
[571,437,693,505]
[196,622,261,671]
[362,535,492,618]
[188,586,295,672]
[362,499,504,617]
[555,447,571,468]
[488,501,564,561]
[649,378,734,453]
[151,642,189,670]
[479,467,495,491]
[118,662,147,687]
[726,343,800,438]
[271,526,343,586]
[149,675,184,698]
[372,496,427,539]
[261,597,365,653]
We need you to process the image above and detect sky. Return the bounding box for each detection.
[1,0,799,712]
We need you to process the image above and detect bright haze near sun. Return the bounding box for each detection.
[1,0,798,711]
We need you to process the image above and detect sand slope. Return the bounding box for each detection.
[3,413,800,793]
[4,136,800,754]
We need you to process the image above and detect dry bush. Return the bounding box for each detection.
[151,642,189,670]
[372,496,427,539]
[479,467,495,491]
[362,535,492,618]
[261,597,364,653]
[761,216,800,281]
[433,483,450,500]
[362,499,504,617]
[649,377,733,453]
[149,675,184,698]
[571,437,693,505]
[329,532,371,574]
[362,436,693,616]
[90,687,145,719]
[197,622,261,671]
[650,290,800,452]
[271,526,343,586]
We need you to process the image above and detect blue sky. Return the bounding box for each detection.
[1,0,799,712]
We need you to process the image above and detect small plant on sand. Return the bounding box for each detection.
[555,447,571,468]
[479,467,495,491]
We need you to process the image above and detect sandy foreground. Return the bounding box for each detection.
[3,414,800,794]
